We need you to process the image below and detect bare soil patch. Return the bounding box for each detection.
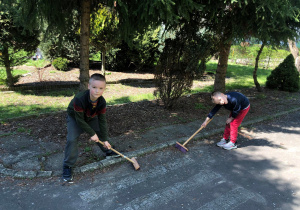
[1,66,300,164]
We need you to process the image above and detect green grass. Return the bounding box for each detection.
[24,59,50,68]
[106,93,155,104]
[191,61,273,93]
[0,59,289,121]
[0,68,30,85]
[0,89,156,121]
[0,59,50,85]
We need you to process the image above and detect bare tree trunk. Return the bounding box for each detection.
[214,40,232,92]
[2,45,14,87]
[253,42,265,92]
[288,39,300,72]
[101,50,106,75]
[79,0,91,91]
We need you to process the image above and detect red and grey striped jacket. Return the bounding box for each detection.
[67,90,108,140]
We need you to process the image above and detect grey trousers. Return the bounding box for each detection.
[63,115,109,168]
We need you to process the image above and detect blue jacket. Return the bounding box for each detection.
[208,92,250,119]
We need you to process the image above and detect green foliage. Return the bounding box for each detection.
[266,54,300,92]
[115,0,196,41]
[52,57,69,71]
[0,2,40,86]
[155,38,196,109]
[90,4,120,53]
[40,25,81,65]
[108,27,161,72]
[229,45,290,62]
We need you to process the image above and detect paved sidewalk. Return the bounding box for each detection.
[1,107,300,179]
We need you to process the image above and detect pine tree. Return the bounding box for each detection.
[266,54,300,92]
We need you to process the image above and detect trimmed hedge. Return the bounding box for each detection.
[266,54,299,92]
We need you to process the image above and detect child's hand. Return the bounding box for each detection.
[226,117,234,124]
[201,117,210,128]
[103,141,112,149]
[90,134,99,142]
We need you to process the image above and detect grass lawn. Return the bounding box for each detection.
[0,69,30,85]
[191,61,272,93]
[0,61,282,122]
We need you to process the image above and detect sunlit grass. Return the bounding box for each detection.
[24,59,50,68]
[0,68,30,85]
[0,91,72,120]
[200,61,273,91]
[106,93,155,105]
[0,61,279,121]
[0,89,156,120]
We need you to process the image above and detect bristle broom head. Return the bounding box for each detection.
[175,142,188,153]
[131,157,140,170]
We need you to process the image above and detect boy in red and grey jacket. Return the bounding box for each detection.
[202,91,250,150]
[63,73,116,182]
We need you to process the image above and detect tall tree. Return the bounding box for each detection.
[116,0,300,92]
[79,0,91,90]
[253,42,265,92]
[90,4,120,74]
[197,0,300,92]
[288,39,300,72]
[19,0,111,90]
[0,1,39,87]
[20,0,199,90]
[250,0,300,92]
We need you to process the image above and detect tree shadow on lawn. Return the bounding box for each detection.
[117,78,154,86]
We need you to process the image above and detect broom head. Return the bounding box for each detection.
[175,142,188,153]
[130,157,140,170]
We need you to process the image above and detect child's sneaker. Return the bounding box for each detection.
[62,166,73,183]
[216,138,227,147]
[222,141,237,150]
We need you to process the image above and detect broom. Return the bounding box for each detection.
[96,140,140,170]
[175,118,213,153]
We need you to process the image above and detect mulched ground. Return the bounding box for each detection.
[1,66,300,164]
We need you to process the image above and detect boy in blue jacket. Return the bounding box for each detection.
[202,91,250,150]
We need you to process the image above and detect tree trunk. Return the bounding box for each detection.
[101,50,106,75]
[288,39,300,72]
[79,0,91,91]
[2,45,14,87]
[214,40,232,92]
[253,42,264,92]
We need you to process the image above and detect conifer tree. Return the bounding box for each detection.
[0,1,39,87]
[266,54,300,92]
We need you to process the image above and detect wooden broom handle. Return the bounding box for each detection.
[182,118,213,146]
[96,140,134,164]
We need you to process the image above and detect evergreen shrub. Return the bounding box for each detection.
[52,57,69,71]
[154,38,196,109]
[266,54,300,92]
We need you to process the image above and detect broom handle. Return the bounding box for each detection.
[96,140,134,163]
[183,118,213,146]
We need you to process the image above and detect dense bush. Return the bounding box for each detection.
[107,27,160,72]
[266,54,300,92]
[40,16,81,66]
[40,34,80,66]
[155,38,198,109]
[52,57,69,71]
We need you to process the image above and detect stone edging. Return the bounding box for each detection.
[1,107,299,179]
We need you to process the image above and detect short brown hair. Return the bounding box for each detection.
[89,73,106,84]
[211,91,222,97]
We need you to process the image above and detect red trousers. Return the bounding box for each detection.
[223,105,250,143]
